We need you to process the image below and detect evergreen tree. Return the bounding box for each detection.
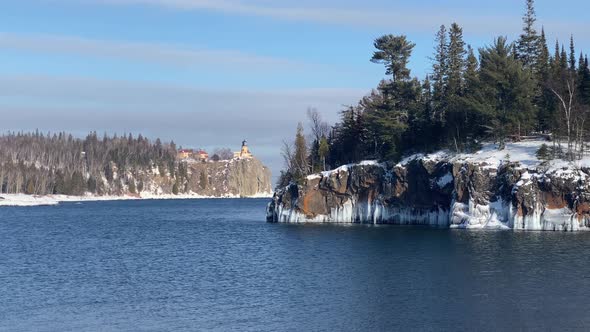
[451,45,482,150]
[569,35,577,72]
[464,46,479,93]
[367,36,421,160]
[431,25,448,123]
[536,28,556,132]
[579,56,590,106]
[444,23,468,147]
[371,35,415,82]
[446,23,467,97]
[536,28,550,80]
[318,136,329,171]
[560,45,568,70]
[516,0,540,69]
[468,37,536,146]
[293,122,308,179]
[536,143,552,160]
[331,105,368,164]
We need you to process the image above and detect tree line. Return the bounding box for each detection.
[0,131,177,195]
[279,0,590,186]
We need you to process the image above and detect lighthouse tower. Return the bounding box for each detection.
[233,140,253,159]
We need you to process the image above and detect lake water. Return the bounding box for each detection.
[1,199,590,331]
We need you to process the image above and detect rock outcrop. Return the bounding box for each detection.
[267,157,590,231]
[114,157,272,197]
[186,157,273,197]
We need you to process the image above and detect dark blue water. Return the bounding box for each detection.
[1,199,590,331]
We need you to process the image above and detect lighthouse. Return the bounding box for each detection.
[233,140,253,159]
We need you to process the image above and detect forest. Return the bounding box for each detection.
[0,131,178,195]
[279,0,590,186]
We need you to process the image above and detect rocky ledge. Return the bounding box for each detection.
[267,141,590,231]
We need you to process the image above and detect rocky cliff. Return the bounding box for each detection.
[104,157,272,198]
[267,142,590,231]
[185,157,273,197]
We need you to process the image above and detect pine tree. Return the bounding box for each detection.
[535,28,555,132]
[446,23,467,97]
[431,25,448,122]
[517,0,540,69]
[578,55,590,106]
[464,46,479,95]
[553,40,561,69]
[536,28,550,80]
[422,75,433,118]
[569,35,577,72]
[318,136,329,171]
[560,45,568,70]
[469,37,536,146]
[370,35,415,82]
[443,23,469,148]
[293,122,308,179]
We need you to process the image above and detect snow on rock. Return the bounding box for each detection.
[436,172,453,188]
[268,140,590,231]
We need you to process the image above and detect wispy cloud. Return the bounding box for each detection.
[0,32,301,70]
[91,0,519,34]
[88,0,590,40]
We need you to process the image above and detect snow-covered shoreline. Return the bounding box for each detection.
[0,192,274,207]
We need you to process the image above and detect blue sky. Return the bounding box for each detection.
[1,0,589,177]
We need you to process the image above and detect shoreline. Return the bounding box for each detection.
[0,192,274,207]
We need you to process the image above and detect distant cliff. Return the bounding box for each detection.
[0,132,272,198]
[142,157,273,197]
[267,141,590,231]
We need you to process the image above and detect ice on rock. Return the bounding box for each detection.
[270,140,590,231]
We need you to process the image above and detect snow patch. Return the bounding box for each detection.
[436,173,453,188]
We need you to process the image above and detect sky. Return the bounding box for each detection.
[1,0,589,180]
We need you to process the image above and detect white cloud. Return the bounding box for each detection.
[88,0,590,40]
[0,32,301,70]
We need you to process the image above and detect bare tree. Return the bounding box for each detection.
[548,74,586,159]
[213,148,233,160]
[307,107,329,143]
[281,140,294,174]
[549,78,575,154]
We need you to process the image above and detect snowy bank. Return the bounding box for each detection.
[0,191,274,207]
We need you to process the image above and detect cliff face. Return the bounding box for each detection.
[267,147,590,231]
[108,157,272,197]
[186,157,273,197]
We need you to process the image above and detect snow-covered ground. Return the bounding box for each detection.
[0,191,274,207]
[398,140,590,171]
[306,140,586,181]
